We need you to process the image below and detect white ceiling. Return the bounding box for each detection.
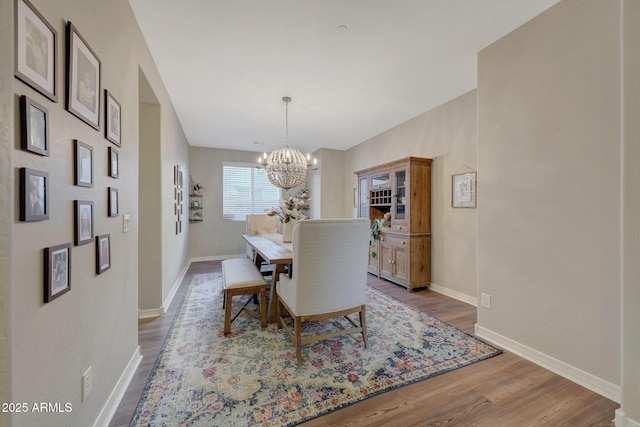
[128,0,560,155]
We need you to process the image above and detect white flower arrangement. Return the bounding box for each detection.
[267,190,311,223]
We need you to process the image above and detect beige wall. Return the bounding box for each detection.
[312,148,345,219]
[0,0,190,426]
[345,90,478,300]
[0,0,13,425]
[189,147,269,258]
[621,0,640,422]
[477,0,620,391]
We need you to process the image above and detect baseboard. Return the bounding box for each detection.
[616,409,640,427]
[475,324,621,403]
[429,282,477,306]
[161,260,192,313]
[190,254,246,262]
[93,346,142,427]
[138,259,195,319]
[138,307,164,319]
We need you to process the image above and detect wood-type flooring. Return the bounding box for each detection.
[109,261,618,427]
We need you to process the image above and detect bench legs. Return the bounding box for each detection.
[223,285,268,335]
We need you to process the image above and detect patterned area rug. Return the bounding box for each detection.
[130,272,501,426]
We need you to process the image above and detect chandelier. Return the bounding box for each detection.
[257,97,317,190]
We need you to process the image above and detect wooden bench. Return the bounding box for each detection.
[222,258,268,335]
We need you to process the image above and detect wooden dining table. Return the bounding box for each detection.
[242,233,292,323]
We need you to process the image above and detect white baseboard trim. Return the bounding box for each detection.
[616,409,640,427]
[190,254,246,262]
[475,324,621,403]
[138,307,164,319]
[93,346,142,427]
[429,282,477,307]
[138,259,194,319]
[161,260,191,313]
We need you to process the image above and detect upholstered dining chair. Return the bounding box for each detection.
[276,218,370,365]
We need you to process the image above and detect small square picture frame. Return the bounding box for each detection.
[20,167,49,221]
[108,146,119,178]
[15,0,58,102]
[96,233,111,274]
[108,187,119,217]
[105,90,121,146]
[74,200,93,245]
[66,21,101,129]
[74,139,93,187]
[20,95,50,156]
[44,242,71,303]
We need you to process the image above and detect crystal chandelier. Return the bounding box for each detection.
[257,97,317,190]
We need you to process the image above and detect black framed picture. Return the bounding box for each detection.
[105,90,121,146]
[108,146,119,178]
[15,0,58,102]
[20,167,49,221]
[44,242,71,302]
[108,187,119,217]
[74,200,93,245]
[96,233,111,274]
[66,21,101,129]
[74,139,93,187]
[20,95,50,156]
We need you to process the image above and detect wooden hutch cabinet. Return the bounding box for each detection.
[355,157,431,291]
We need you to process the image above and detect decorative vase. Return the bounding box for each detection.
[282,220,295,243]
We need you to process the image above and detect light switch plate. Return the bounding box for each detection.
[123,214,131,233]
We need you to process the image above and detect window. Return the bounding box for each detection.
[223,163,280,221]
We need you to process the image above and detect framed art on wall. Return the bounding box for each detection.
[105,90,121,146]
[108,187,119,217]
[96,233,111,274]
[20,95,50,156]
[44,242,71,302]
[452,172,477,208]
[15,0,58,102]
[20,167,49,221]
[66,21,101,129]
[108,147,119,178]
[74,200,93,245]
[74,140,93,187]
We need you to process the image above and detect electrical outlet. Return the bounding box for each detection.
[82,367,92,401]
[481,293,491,309]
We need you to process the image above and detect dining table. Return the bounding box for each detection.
[242,233,292,323]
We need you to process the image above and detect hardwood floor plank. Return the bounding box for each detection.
[109,263,619,426]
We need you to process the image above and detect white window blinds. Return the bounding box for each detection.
[222,163,280,221]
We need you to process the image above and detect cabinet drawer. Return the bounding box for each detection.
[380,234,408,247]
[391,224,408,232]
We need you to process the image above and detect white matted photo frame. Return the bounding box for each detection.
[44,242,71,303]
[452,171,477,208]
[74,200,93,246]
[15,0,58,102]
[74,139,93,187]
[20,95,50,156]
[108,147,119,178]
[96,233,111,274]
[66,21,101,129]
[20,167,49,221]
[108,187,119,217]
[105,90,121,146]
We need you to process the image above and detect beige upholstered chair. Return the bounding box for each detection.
[245,214,279,258]
[276,218,370,364]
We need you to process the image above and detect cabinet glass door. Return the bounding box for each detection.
[358,176,368,218]
[371,172,390,189]
[394,169,407,220]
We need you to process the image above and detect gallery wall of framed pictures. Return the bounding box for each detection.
[14,0,125,303]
